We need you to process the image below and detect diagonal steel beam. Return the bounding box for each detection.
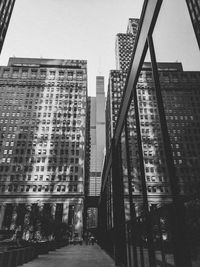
[101,0,162,193]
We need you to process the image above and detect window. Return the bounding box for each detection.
[26,186,30,192]
[22,69,28,78]
[33,186,37,192]
[77,71,83,80]
[3,69,10,77]
[59,71,64,77]
[68,71,73,80]
[44,185,49,192]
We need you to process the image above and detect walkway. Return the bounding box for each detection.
[23,244,115,267]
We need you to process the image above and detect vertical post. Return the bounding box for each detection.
[74,203,83,237]
[124,119,138,267]
[148,35,192,267]
[10,204,17,230]
[23,204,32,240]
[112,139,127,266]
[51,203,57,220]
[62,202,69,224]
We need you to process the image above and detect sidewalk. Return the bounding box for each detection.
[23,244,115,267]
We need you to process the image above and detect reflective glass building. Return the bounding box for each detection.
[98,1,200,267]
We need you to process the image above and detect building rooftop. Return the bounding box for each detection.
[8,57,87,68]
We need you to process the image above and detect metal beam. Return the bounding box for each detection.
[101,0,162,193]
[114,0,163,146]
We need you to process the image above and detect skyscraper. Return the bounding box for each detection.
[115,18,139,71]
[0,57,87,239]
[0,0,16,55]
[85,76,105,229]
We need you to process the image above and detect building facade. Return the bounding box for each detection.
[0,57,87,239]
[0,0,16,55]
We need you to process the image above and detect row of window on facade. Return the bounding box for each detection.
[0,133,82,141]
[3,140,81,148]
[0,86,86,96]
[0,126,82,135]
[0,81,87,90]
[0,173,81,181]
[123,183,170,194]
[0,184,80,193]
[0,111,83,121]
[137,71,200,81]
[0,85,86,94]
[130,184,197,195]
[0,118,82,125]
[0,161,80,171]
[0,68,85,80]
[0,100,84,109]
[0,94,85,103]
[12,156,80,165]
[0,108,81,117]
[0,107,83,115]
[0,95,84,103]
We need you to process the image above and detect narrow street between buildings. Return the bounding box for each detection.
[23,244,115,267]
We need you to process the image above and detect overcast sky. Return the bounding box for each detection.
[0,0,143,96]
[0,0,199,97]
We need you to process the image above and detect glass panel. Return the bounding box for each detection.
[153,1,200,265]
[125,45,176,266]
[126,48,153,267]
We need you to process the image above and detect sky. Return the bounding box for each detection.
[0,0,143,96]
[1,0,200,97]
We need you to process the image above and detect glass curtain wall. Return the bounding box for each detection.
[152,1,200,266]
[98,0,200,266]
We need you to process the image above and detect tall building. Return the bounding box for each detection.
[85,76,105,229]
[0,0,16,55]
[0,57,87,239]
[91,76,105,196]
[186,0,200,49]
[115,18,139,71]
